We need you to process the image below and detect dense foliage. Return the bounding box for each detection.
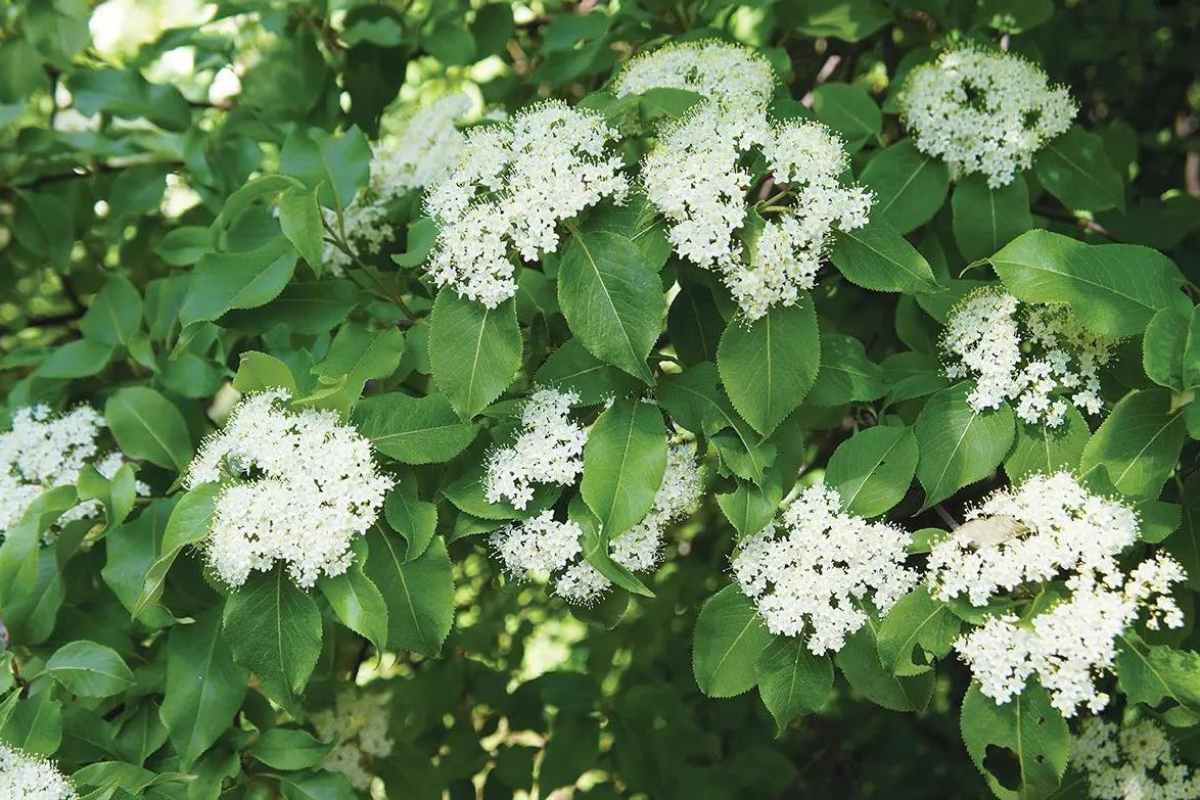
[2,0,1200,798]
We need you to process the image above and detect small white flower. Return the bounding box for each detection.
[0,744,77,800]
[424,101,629,307]
[311,689,393,791]
[0,405,149,535]
[938,473,1186,717]
[613,39,777,114]
[184,389,393,589]
[484,388,587,510]
[490,509,584,580]
[490,442,703,606]
[1074,717,1200,800]
[941,288,1114,427]
[553,442,703,604]
[898,47,1077,188]
[732,484,917,655]
[323,93,475,276]
[642,104,871,320]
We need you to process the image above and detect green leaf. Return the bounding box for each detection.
[220,279,358,335]
[0,689,62,755]
[1034,126,1125,213]
[1079,388,1186,499]
[692,585,773,698]
[755,637,833,736]
[429,290,522,419]
[81,276,143,347]
[179,238,299,328]
[36,339,115,379]
[105,387,193,472]
[811,82,881,149]
[233,351,298,395]
[383,482,438,561]
[960,682,1070,800]
[805,333,886,406]
[67,67,190,130]
[134,484,219,618]
[717,473,783,539]
[667,279,724,366]
[571,498,654,598]
[1004,408,1090,482]
[364,531,454,657]
[280,772,359,800]
[717,300,820,436]
[825,426,919,518]
[658,363,773,484]
[248,729,333,771]
[914,384,1015,508]
[222,566,323,716]
[281,126,371,210]
[1116,635,1200,718]
[858,139,950,234]
[951,174,1033,262]
[279,185,325,274]
[160,609,248,769]
[876,586,960,677]
[46,641,135,698]
[557,229,664,383]
[355,392,480,464]
[1143,305,1200,392]
[835,620,934,712]
[989,229,1185,338]
[534,338,641,405]
[581,399,668,539]
[318,539,389,652]
[308,322,405,413]
[829,218,943,294]
[101,499,176,627]
[787,0,892,41]
[155,226,210,267]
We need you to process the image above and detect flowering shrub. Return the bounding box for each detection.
[1,1,1199,798]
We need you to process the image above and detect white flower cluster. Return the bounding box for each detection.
[311,689,394,792]
[899,47,1076,188]
[424,101,629,307]
[613,39,777,113]
[731,484,918,654]
[0,405,147,535]
[555,442,703,604]
[941,288,1114,427]
[184,390,393,589]
[642,103,871,320]
[932,473,1186,716]
[1074,717,1200,800]
[323,93,474,275]
[0,744,77,800]
[490,442,702,605]
[483,388,587,510]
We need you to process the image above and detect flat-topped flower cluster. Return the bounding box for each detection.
[622,41,871,321]
[941,288,1114,427]
[325,93,474,274]
[483,387,588,510]
[425,101,629,307]
[185,389,393,588]
[899,47,1076,187]
[0,404,146,535]
[490,441,702,605]
[931,473,1184,716]
[1074,717,1200,800]
[732,484,917,654]
[311,689,394,791]
[0,744,77,800]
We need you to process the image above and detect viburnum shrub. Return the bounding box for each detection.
[2,2,1200,799]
